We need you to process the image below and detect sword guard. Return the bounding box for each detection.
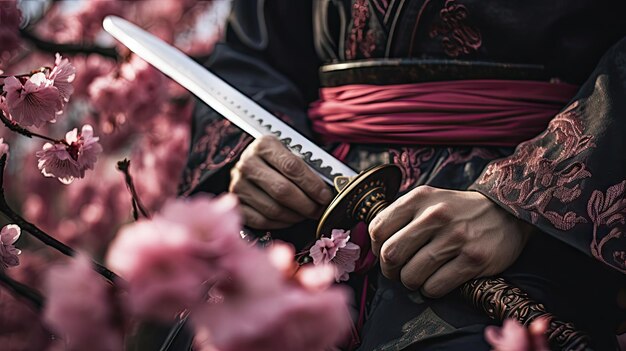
[316,164,402,238]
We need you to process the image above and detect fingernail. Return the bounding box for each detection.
[319,187,333,203]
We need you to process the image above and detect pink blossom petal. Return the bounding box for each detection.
[1,224,21,269]
[332,241,360,282]
[49,53,76,108]
[5,73,59,127]
[309,237,337,265]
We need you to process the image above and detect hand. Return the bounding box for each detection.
[368,185,532,298]
[230,135,333,229]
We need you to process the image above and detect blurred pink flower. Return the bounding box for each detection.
[131,123,190,212]
[106,195,244,321]
[36,124,102,184]
[159,194,243,244]
[48,53,76,109]
[310,229,361,282]
[296,264,336,291]
[189,231,351,351]
[0,137,9,158]
[3,73,59,127]
[71,54,115,98]
[484,318,550,351]
[71,0,124,41]
[88,55,167,130]
[88,73,131,120]
[43,254,123,351]
[193,279,352,351]
[0,0,22,59]
[1,251,55,351]
[106,218,215,321]
[0,224,21,269]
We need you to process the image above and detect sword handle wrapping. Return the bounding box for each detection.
[461,278,590,351]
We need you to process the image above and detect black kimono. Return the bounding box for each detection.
[180,1,626,349]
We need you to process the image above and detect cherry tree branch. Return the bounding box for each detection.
[117,159,150,220]
[0,154,120,284]
[0,111,66,145]
[0,270,44,310]
[20,29,120,60]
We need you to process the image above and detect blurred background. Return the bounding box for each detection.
[0,2,230,348]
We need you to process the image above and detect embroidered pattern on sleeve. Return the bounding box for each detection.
[477,101,595,230]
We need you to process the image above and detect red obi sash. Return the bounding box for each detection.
[308,80,578,147]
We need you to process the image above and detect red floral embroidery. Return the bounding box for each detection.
[433,147,501,174]
[180,119,251,195]
[587,180,626,273]
[478,101,595,230]
[390,147,435,192]
[346,0,377,59]
[429,0,482,57]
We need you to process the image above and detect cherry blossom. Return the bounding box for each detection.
[310,229,361,282]
[48,53,76,110]
[36,124,103,184]
[43,254,123,351]
[3,73,59,127]
[0,224,21,269]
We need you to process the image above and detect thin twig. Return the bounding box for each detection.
[0,110,66,145]
[117,159,150,220]
[0,154,120,284]
[0,270,44,310]
[20,29,119,60]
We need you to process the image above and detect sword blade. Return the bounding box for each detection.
[102,16,357,183]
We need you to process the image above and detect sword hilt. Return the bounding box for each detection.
[316,164,589,350]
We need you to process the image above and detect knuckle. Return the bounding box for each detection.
[410,185,434,199]
[264,204,283,219]
[258,135,277,146]
[447,229,467,244]
[424,203,452,223]
[380,245,399,267]
[462,248,488,266]
[280,156,304,177]
[400,271,420,291]
[421,285,441,298]
[368,222,382,244]
[269,181,290,199]
[237,159,254,175]
[425,249,441,264]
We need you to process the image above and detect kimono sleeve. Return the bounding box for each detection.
[470,37,626,275]
[179,0,320,196]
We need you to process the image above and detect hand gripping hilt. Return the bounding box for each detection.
[316,164,590,351]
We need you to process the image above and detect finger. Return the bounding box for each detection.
[399,234,462,291]
[368,192,420,254]
[240,204,292,229]
[370,190,446,257]
[378,222,434,280]
[420,257,475,298]
[236,153,322,219]
[230,176,306,223]
[256,136,333,206]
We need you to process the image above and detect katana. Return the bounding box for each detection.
[103,16,590,350]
